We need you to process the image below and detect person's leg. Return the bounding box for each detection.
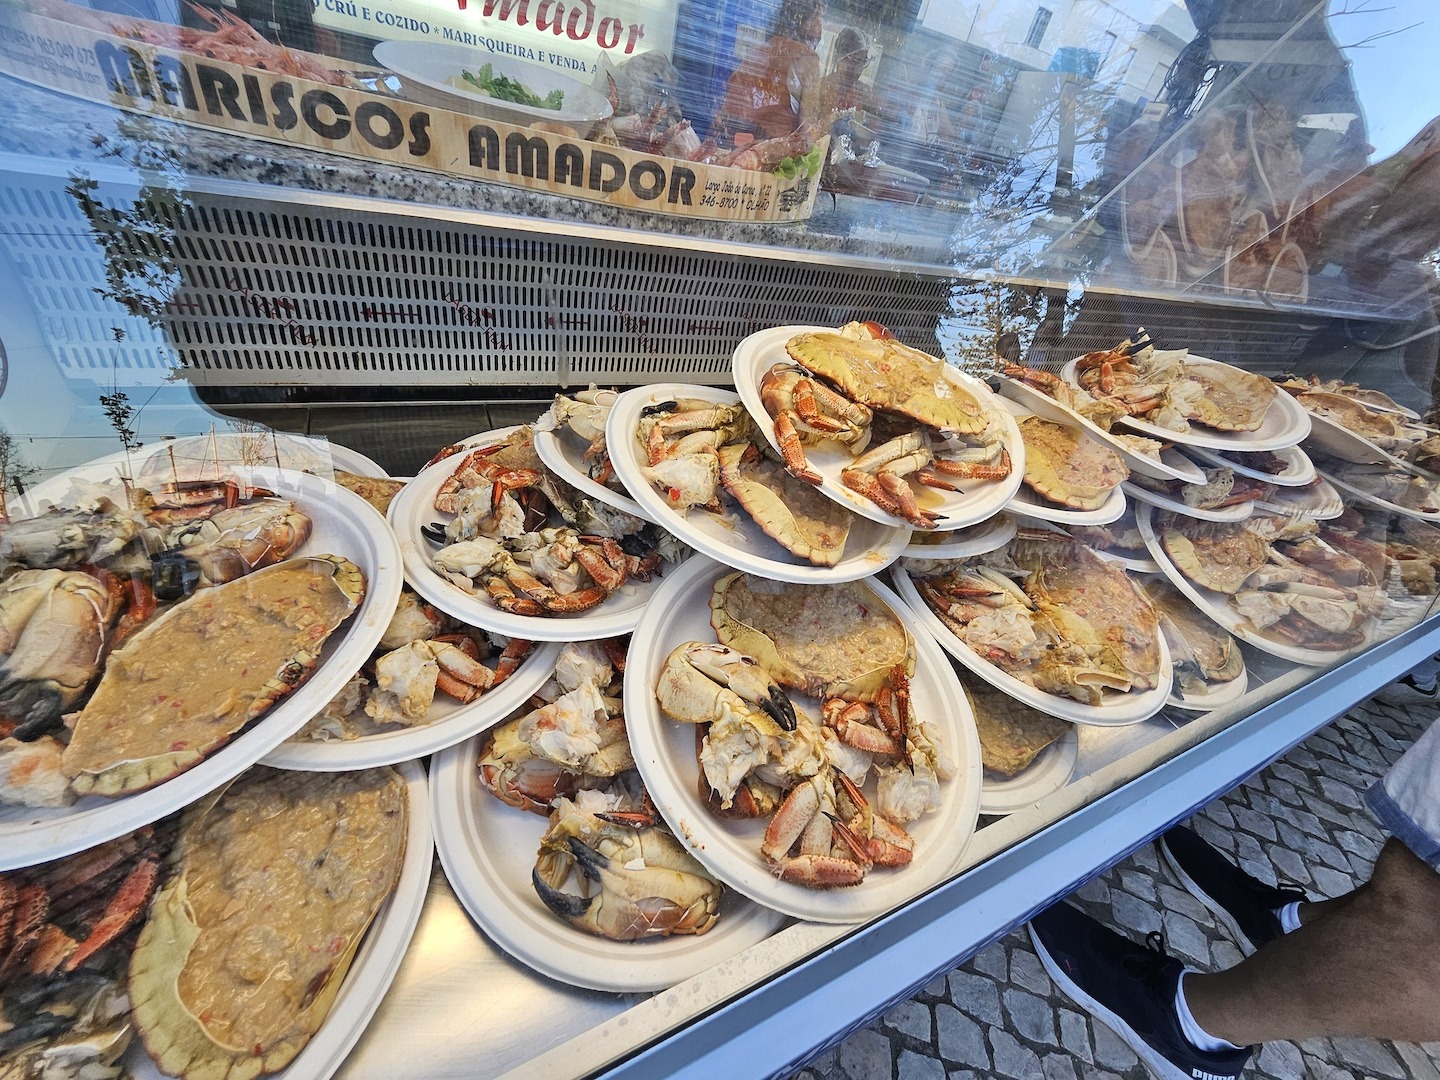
[1185,838,1440,1045]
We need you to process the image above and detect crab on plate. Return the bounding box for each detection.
[1016,415,1129,511]
[759,322,1013,528]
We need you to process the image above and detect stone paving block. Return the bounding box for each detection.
[1273,802,1326,839]
[1395,1042,1440,1080]
[945,971,1001,1027]
[1109,890,1161,935]
[935,1005,989,1070]
[805,1046,839,1079]
[1129,843,1159,873]
[1329,1037,1407,1077]
[1210,938,1244,969]
[1073,876,1111,905]
[1008,949,1052,995]
[1156,883,1211,925]
[1311,864,1357,898]
[988,1030,1041,1079]
[968,943,1007,982]
[1191,815,1237,854]
[1080,1069,1127,1080]
[922,973,948,998]
[897,1049,946,1080]
[945,1071,976,1080]
[1058,1010,1093,1064]
[1090,1022,1139,1071]
[1268,761,1313,793]
[1117,869,1155,901]
[885,1000,933,1042]
[1042,1053,1080,1080]
[1302,1055,1353,1080]
[1316,775,1365,810]
[837,1028,891,1080]
[1300,790,1357,828]
[1240,857,1277,886]
[1286,745,1319,769]
[1226,806,1284,846]
[1336,828,1381,860]
[1161,909,1210,967]
[1200,801,1235,828]
[1267,844,1311,888]
[1003,988,1057,1046]
[1256,1041,1305,1079]
[1234,830,1267,866]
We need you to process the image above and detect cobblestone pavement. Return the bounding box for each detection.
[793,695,1440,1080]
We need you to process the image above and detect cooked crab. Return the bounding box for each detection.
[1158,513,1272,594]
[1017,416,1128,510]
[717,442,852,566]
[1298,391,1409,447]
[765,322,1011,527]
[1141,579,1243,695]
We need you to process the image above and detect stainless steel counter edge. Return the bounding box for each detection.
[508,615,1440,1080]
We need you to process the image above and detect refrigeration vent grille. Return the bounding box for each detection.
[158,201,954,387]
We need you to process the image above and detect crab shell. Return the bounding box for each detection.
[62,555,365,797]
[128,768,405,1080]
[1180,367,1276,433]
[1018,417,1128,510]
[1159,517,1271,595]
[716,443,850,566]
[784,329,989,436]
[709,572,914,703]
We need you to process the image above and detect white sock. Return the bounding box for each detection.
[1276,901,1302,933]
[1175,970,1245,1053]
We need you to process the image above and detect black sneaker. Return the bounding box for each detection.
[1374,672,1440,707]
[1159,825,1305,955]
[1028,902,1251,1080]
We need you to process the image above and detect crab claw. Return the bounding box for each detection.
[682,642,797,732]
[531,866,595,921]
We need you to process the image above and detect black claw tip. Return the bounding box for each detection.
[531,868,594,920]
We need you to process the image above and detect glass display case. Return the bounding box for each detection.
[1,0,1439,1076]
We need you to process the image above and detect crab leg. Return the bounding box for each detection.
[773,412,824,485]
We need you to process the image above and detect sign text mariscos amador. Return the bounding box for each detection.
[0,9,815,222]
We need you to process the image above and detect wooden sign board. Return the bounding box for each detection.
[0,9,822,223]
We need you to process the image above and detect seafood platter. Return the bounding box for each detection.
[1137,505,1385,665]
[1318,461,1440,523]
[732,323,1024,531]
[892,525,1174,727]
[961,671,1079,816]
[532,390,654,526]
[264,586,563,771]
[387,425,684,641]
[1252,476,1346,521]
[1182,445,1317,488]
[993,361,1205,484]
[1057,334,1311,453]
[1283,378,1437,469]
[430,638,786,992]
[625,556,983,923]
[1068,508,1162,573]
[904,514,1018,560]
[999,400,1129,526]
[0,761,432,1080]
[0,453,403,870]
[606,384,912,583]
[1122,451,1277,523]
[1140,579,1249,712]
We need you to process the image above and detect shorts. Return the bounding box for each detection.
[1366,717,1440,872]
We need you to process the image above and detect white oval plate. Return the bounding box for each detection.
[891,563,1172,727]
[123,760,432,1080]
[607,384,911,584]
[431,727,787,992]
[733,326,1024,531]
[1182,444,1316,488]
[1008,481,1126,526]
[903,513,1017,559]
[264,638,562,771]
[532,427,656,526]
[994,372,1205,483]
[1122,454,1258,523]
[0,466,404,872]
[980,728,1079,816]
[624,555,983,924]
[117,434,385,491]
[373,40,613,123]
[387,429,671,642]
[1136,504,1365,667]
[1254,477,1345,521]
[1319,468,1440,523]
[1060,356,1311,452]
[1168,664,1249,712]
[1302,409,1402,466]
